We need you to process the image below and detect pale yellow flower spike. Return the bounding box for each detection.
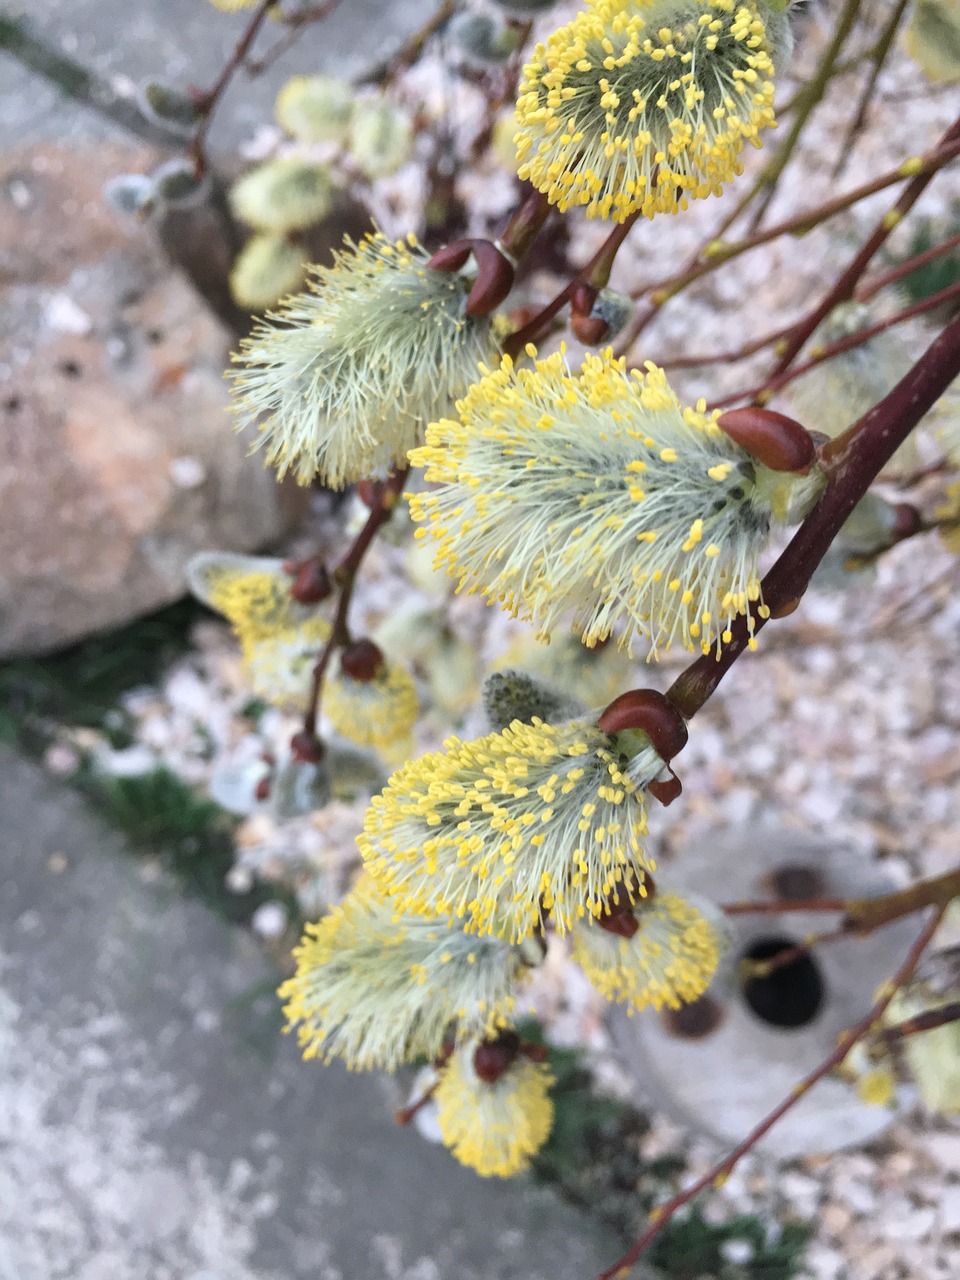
[279,881,528,1072]
[435,1045,554,1177]
[359,715,664,942]
[571,890,730,1011]
[410,348,819,659]
[325,657,419,760]
[186,554,331,709]
[514,0,790,221]
[230,232,501,488]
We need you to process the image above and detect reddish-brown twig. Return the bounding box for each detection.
[665,306,960,721]
[858,230,960,303]
[831,0,911,181]
[876,1000,960,1046]
[302,471,409,739]
[708,276,960,410]
[615,128,960,357]
[190,0,279,174]
[503,214,640,358]
[765,115,960,381]
[593,904,946,1280]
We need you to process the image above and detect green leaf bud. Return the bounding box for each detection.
[275,74,355,143]
[229,157,335,233]
[229,234,310,310]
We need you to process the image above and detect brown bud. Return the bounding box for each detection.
[598,689,688,761]
[892,502,922,543]
[597,908,640,939]
[426,240,473,273]
[339,638,385,682]
[570,281,597,315]
[290,730,325,763]
[427,238,515,317]
[473,1031,521,1083]
[465,240,515,317]
[570,312,610,344]
[717,407,816,474]
[288,560,332,605]
[648,771,683,807]
[254,775,272,802]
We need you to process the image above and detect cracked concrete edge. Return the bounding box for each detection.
[0,747,625,1280]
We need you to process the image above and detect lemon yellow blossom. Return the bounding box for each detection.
[187,553,330,708]
[435,1041,554,1176]
[230,232,501,487]
[514,0,789,221]
[359,715,666,941]
[571,889,729,1011]
[325,653,419,760]
[279,882,531,1071]
[411,348,818,657]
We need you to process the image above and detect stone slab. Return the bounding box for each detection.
[0,748,617,1280]
[1,0,434,151]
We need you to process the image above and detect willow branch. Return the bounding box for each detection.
[746,0,861,231]
[0,10,182,144]
[503,214,640,358]
[593,904,946,1280]
[666,306,960,721]
[623,130,960,327]
[765,115,960,380]
[831,0,911,180]
[858,229,960,303]
[191,0,279,173]
[302,471,408,739]
[709,276,960,410]
[876,1000,960,1046]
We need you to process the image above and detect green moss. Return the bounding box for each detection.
[898,214,960,308]
[0,600,207,752]
[518,1019,812,1279]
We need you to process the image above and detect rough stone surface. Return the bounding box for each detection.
[0,0,434,151]
[0,142,298,657]
[0,747,618,1280]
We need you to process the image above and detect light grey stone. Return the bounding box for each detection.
[0,748,618,1280]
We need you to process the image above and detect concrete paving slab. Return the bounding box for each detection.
[1,0,433,150]
[0,748,618,1280]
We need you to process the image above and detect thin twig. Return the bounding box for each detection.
[593,905,946,1280]
[244,0,343,76]
[190,0,279,174]
[503,213,640,358]
[302,471,409,739]
[358,0,457,86]
[858,229,960,303]
[746,0,862,231]
[619,126,960,332]
[831,0,911,180]
[708,276,960,411]
[764,115,960,381]
[0,10,182,144]
[666,306,960,720]
[876,1000,960,1046]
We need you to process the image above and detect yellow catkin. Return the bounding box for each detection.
[514,0,785,222]
[410,347,819,658]
[571,890,728,1011]
[435,1046,554,1176]
[359,715,664,941]
[279,881,525,1071]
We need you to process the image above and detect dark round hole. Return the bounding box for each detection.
[58,359,83,378]
[768,863,826,901]
[740,935,825,1029]
[4,395,21,412]
[660,993,725,1040]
